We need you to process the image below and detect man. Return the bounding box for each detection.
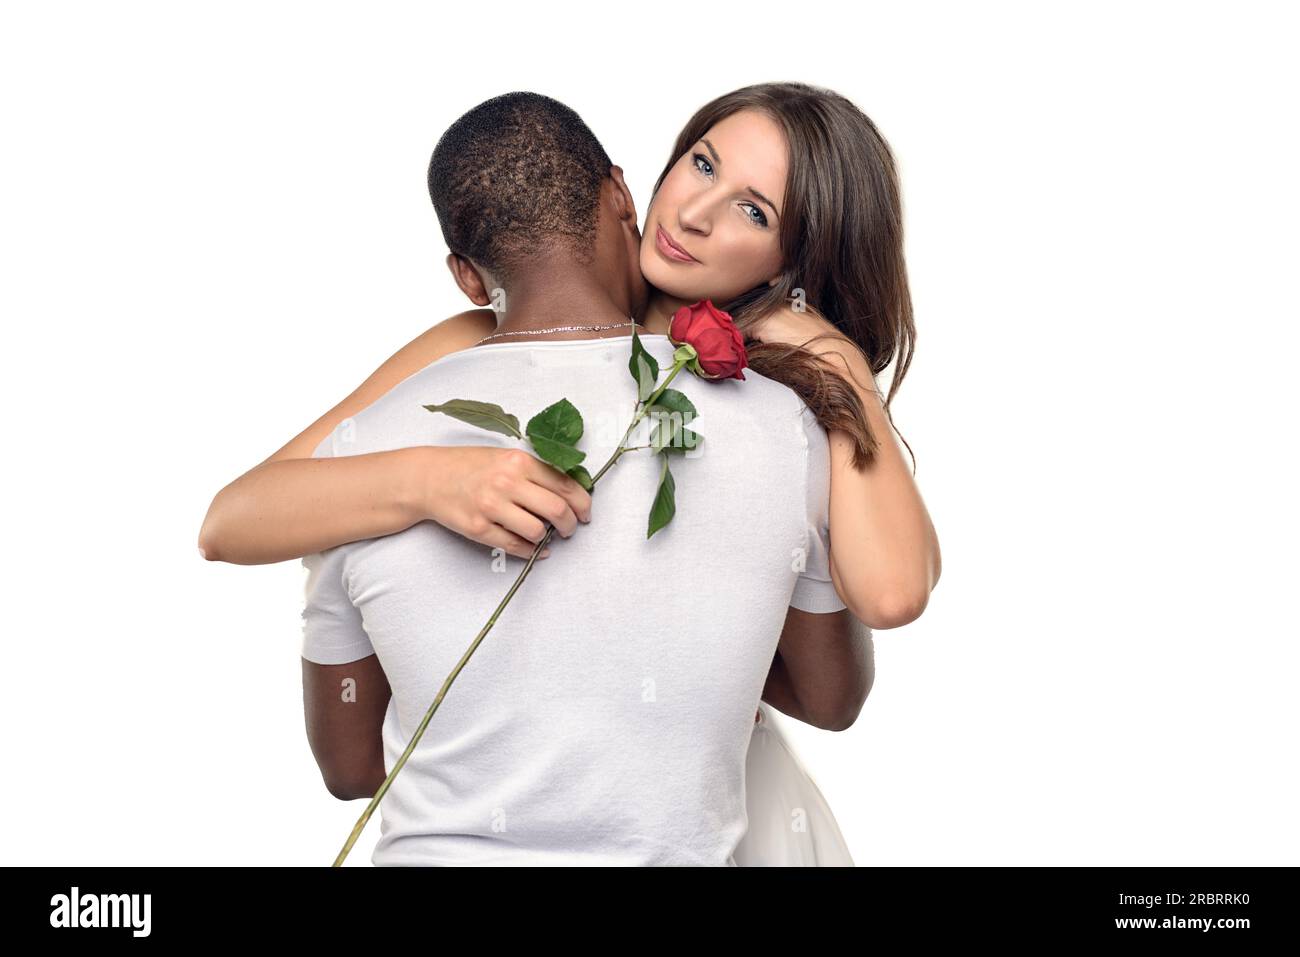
[300,92,853,865]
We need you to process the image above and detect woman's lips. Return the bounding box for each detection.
[655,224,698,264]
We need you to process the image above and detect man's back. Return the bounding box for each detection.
[301,332,844,865]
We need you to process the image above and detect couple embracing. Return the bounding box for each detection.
[199,82,940,865]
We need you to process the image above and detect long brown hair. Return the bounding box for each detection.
[651,82,917,472]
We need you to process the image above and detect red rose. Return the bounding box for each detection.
[669,299,749,381]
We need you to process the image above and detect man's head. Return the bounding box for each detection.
[428,92,646,315]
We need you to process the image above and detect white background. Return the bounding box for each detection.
[1,0,1295,866]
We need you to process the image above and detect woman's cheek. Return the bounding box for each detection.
[700,255,764,303]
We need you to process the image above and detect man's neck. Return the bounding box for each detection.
[484,272,663,342]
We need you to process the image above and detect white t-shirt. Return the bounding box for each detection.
[300,332,846,866]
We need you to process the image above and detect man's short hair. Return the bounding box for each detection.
[428,92,614,284]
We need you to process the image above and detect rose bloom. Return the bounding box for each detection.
[669,299,749,381]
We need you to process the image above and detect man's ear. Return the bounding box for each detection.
[445,252,496,307]
[608,165,638,225]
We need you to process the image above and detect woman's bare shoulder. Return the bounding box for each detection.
[369,308,498,382]
[751,302,843,349]
[262,308,498,464]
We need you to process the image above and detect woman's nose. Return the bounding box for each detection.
[676,196,712,236]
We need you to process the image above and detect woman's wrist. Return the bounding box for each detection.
[395,445,443,525]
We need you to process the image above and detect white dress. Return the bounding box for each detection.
[731,702,856,866]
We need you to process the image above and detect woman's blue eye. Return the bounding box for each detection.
[692,152,769,228]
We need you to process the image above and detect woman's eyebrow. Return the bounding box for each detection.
[701,137,781,221]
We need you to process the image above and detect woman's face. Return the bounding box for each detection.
[640,109,788,305]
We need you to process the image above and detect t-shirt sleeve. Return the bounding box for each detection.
[300,547,374,664]
[789,401,848,614]
[299,422,375,664]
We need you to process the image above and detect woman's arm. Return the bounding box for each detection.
[755,307,942,630]
[824,347,942,628]
[199,309,497,563]
[197,309,592,566]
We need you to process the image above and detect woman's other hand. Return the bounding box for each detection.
[417,446,593,561]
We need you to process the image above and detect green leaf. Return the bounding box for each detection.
[628,331,660,402]
[647,455,676,539]
[648,408,684,454]
[648,389,702,454]
[529,434,587,473]
[525,398,586,472]
[422,400,521,438]
[526,398,584,448]
[566,464,593,491]
[648,408,674,454]
[650,388,697,418]
[660,427,703,456]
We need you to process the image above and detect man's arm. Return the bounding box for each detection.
[302,655,391,801]
[761,607,874,732]
[769,394,875,731]
[299,537,389,800]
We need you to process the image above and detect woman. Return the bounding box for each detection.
[201,82,940,865]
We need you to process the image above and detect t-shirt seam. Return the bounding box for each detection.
[384,333,677,396]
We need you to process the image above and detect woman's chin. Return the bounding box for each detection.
[640,255,701,303]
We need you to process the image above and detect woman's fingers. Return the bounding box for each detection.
[489,502,554,548]
[508,480,582,539]
[470,521,551,561]
[444,447,595,560]
[520,454,593,523]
